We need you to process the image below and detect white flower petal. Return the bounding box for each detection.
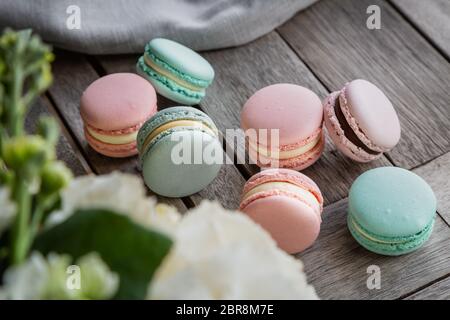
[1,252,49,300]
[149,201,318,300]
[46,172,180,234]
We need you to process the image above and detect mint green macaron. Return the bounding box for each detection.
[136,38,214,105]
[348,167,437,256]
[137,106,222,197]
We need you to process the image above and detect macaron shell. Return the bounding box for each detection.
[349,167,437,238]
[137,61,203,105]
[242,168,323,206]
[342,79,401,151]
[323,92,381,162]
[241,84,323,145]
[137,106,217,152]
[80,73,157,131]
[348,214,434,256]
[147,38,214,82]
[141,130,222,197]
[242,195,321,253]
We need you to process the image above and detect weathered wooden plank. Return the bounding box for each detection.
[278,0,450,169]
[300,198,450,299]
[391,0,450,59]
[97,55,245,210]
[47,50,187,212]
[413,152,450,226]
[405,276,450,300]
[26,97,89,176]
[200,31,392,205]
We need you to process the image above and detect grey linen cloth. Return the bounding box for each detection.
[0,0,317,54]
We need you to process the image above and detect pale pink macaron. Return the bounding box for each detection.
[80,73,157,157]
[323,79,401,162]
[241,84,324,171]
[240,168,323,254]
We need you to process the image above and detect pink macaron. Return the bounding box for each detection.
[323,79,401,162]
[239,168,323,254]
[241,84,324,170]
[80,73,157,157]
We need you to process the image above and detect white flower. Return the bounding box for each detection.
[0,252,73,300]
[0,252,49,300]
[0,251,119,300]
[0,187,16,236]
[148,201,318,300]
[47,172,180,234]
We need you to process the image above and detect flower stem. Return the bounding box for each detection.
[10,175,31,265]
[10,67,24,136]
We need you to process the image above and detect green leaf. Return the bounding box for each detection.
[33,209,173,299]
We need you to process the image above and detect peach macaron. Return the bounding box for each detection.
[240,169,323,254]
[241,84,324,170]
[80,73,157,157]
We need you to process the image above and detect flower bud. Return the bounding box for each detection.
[40,161,72,196]
[2,135,54,171]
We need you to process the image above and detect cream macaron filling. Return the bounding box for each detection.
[249,134,321,160]
[144,54,204,92]
[349,217,402,245]
[87,126,138,145]
[142,119,217,153]
[242,181,321,213]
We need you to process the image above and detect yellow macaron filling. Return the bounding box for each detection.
[142,120,217,153]
[242,181,320,212]
[144,54,204,92]
[87,127,138,145]
[249,134,321,160]
[350,218,402,245]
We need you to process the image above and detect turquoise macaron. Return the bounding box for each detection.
[347,167,437,256]
[136,38,215,105]
[137,106,222,197]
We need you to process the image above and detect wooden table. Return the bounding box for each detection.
[28,0,450,299]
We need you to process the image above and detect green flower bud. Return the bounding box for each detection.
[40,161,72,196]
[2,135,54,171]
[77,253,119,300]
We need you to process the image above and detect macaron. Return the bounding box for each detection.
[241,84,325,171]
[348,167,437,256]
[137,106,222,197]
[323,79,401,162]
[239,169,323,254]
[80,73,157,157]
[136,38,214,105]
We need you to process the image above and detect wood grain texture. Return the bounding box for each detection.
[278,0,450,169]
[299,198,450,299]
[200,31,392,205]
[26,98,89,176]
[413,152,450,225]
[405,276,450,300]
[47,51,187,212]
[97,54,245,210]
[391,0,450,59]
